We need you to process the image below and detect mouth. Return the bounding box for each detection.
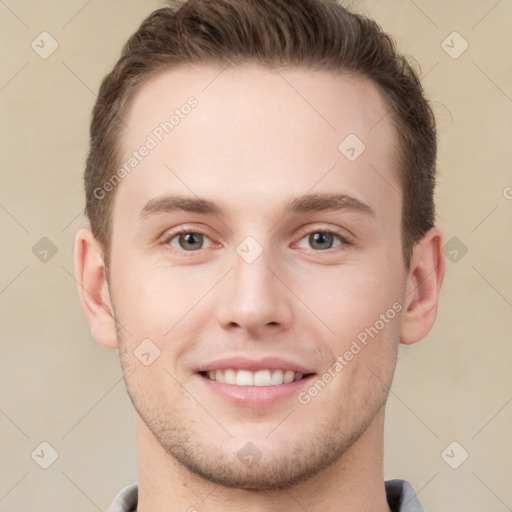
[198,368,315,387]
[194,356,317,406]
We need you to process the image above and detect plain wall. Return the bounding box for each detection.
[1,1,511,510]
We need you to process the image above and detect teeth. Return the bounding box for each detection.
[236,369,254,386]
[271,369,284,385]
[224,368,236,384]
[253,370,271,386]
[204,369,305,386]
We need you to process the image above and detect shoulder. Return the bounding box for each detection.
[106,482,138,512]
[385,479,424,512]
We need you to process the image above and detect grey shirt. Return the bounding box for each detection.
[107,479,424,511]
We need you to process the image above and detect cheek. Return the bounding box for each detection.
[110,260,225,358]
[325,301,401,415]
[293,264,403,342]
[118,341,183,421]
[295,262,404,401]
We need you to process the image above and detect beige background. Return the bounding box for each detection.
[1,0,511,510]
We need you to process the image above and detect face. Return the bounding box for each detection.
[107,64,407,489]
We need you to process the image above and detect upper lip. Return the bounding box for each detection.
[195,356,315,374]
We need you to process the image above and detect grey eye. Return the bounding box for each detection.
[169,232,211,251]
[296,231,343,251]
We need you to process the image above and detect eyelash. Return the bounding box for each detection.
[160,225,352,255]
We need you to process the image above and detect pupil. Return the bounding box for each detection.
[181,233,202,250]
[311,232,332,250]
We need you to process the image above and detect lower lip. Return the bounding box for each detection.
[196,373,316,407]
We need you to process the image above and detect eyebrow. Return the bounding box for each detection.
[139,192,375,220]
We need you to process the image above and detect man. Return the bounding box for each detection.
[74,0,445,510]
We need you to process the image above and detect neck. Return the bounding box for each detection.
[134,408,391,512]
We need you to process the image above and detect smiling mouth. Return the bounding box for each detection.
[199,369,315,386]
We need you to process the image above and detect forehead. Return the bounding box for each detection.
[115,63,400,223]
[123,63,396,146]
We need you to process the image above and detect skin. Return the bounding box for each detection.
[75,64,445,512]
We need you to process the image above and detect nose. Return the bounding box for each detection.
[214,239,294,337]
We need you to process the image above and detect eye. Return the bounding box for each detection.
[161,227,351,254]
[165,229,214,251]
[295,229,349,251]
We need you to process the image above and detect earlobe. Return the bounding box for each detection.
[74,228,119,349]
[400,226,446,345]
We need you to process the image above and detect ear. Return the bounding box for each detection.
[74,228,119,349]
[400,226,446,345]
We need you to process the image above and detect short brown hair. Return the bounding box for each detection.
[85,0,437,271]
